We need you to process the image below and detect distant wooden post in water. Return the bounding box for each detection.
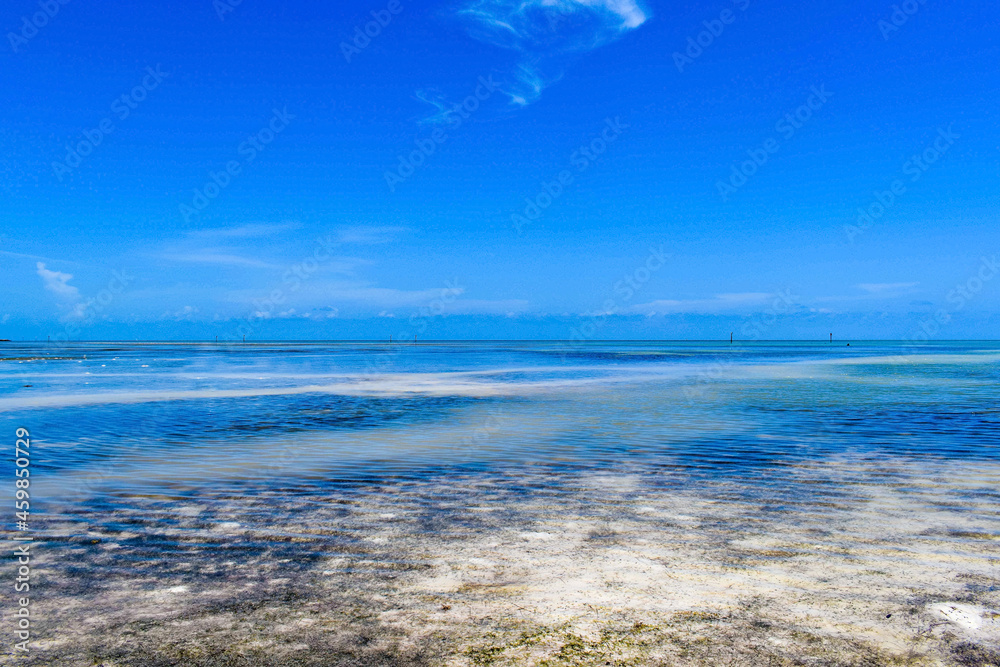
[730,332,733,344]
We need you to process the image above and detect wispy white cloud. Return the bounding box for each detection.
[414,89,462,126]
[225,279,527,316]
[380,297,531,318]
[36,262,79,300]
[813,283,922,305]
[287,282,462,308]
[454,0,649,106]
[162,252,279,269]
[187,222,301,239]
[68,302,91,320]
[216,281,449,311]
[856,282,919,294]
[161,223,299,269]
[3,249,83,265]
[301,307,339,320]
[269,307,339,320]
[336,226,409,244]
[447,298,530,314]
[161,305,199,321]
[160,225,403,273]
[627,293,778,315]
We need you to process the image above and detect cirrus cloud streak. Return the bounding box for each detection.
[455,0,649,106]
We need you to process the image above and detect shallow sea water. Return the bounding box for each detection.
[1,341,998,665]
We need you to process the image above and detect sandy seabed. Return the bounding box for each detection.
[11,456,1000,666]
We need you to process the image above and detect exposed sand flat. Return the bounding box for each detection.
[14,456,1000,666]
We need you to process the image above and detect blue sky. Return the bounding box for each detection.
[1,0,997,340]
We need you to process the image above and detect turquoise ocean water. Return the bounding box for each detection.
[1,340,998,609]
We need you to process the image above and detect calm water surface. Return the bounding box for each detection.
[1,340,999,667]
[2,340,997,485]
[0,340,997,572]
